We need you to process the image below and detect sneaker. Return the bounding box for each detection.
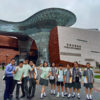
[86,95,89,100]
[77,94,80,99]
[53,90,56,95]
[89,95,93,100]
[72,93,75,98]
[51,90,53,95]
[27,96,31,99]
[64,92,68,96]
[20,95,25,98]
[67,94,71,98]
[43,92,46,97]
[62,92,64,98]
[40,93,43,99]
[40,96,43,99]
[30,95,34,99]
[10,94,13,98]
[56,93,60,97]
[16,96,19,99]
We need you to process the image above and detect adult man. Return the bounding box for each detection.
[4,58,15,100]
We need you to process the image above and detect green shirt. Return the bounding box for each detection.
[23,64,32,77]
[40,67,51,80]
[14,66,24,81]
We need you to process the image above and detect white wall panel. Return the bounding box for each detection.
[57,26,100,67]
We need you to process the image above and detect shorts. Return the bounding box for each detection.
[65,83,72,88]
[57,81,64,86]
[49,79,55,84]
[72,82,81,89]
[39,78,48,86]
[84,83,93,88]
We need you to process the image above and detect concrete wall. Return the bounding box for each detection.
[57,26,100,67]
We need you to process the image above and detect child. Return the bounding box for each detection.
[37,61,51,99]
[49,62,57,95]
[56,64,64,98]
[28,60,38,99]
[83,63,94,100]
[72,61,82,99]
[64,66,68,96]
[20,58,32,98]
[64,64,72,98]
[13,61,24,99]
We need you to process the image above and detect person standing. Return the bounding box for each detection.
[64,64,73,98]
[64,65,68,96]
[72,62,82,99]
[28,60,38,99]
[83,63,94,100]
[20,58,32,99]
[13,61,24,99]
[56,64,64,98]
[36,61,51,99]
[49,62,57,95]
[4,58,15,100]
[2,63,5,70]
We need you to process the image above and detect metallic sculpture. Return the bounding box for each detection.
[0,8,76,64]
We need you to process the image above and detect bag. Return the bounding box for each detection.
[84,76,88,83]
[50,76,55,80]
[2,75,7,80]
[17,81,22,85]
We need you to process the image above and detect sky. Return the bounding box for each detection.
[0,0,100,29]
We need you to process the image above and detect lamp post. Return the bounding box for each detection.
[6,54,8,65]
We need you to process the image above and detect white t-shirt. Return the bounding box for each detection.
[57,69,64,82]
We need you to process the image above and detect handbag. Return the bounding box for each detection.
[2,75,7,80]
[50,76,55,80]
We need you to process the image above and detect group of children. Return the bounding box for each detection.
[4,58,94,100]
[48,62,94,100]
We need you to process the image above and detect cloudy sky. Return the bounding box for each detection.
[0,0,100,29]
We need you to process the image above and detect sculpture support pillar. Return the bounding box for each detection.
[29,32,50,65]
[18,38,33,61]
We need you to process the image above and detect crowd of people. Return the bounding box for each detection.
[3,58,94,100]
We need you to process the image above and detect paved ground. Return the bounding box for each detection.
[0,70,100,100]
